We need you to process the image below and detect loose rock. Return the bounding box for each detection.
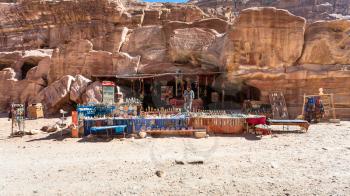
[155,170,165,177]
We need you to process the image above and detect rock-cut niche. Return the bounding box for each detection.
[21,61,37,80]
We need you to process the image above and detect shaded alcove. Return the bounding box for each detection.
[208,82,262,110]
[21,61,37,79]
[235,84,261,103]
[0,63,11,71]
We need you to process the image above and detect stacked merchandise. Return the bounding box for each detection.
[77,104,116,118]
[242,100,272,118]
[77,104,116,136]
[115,98,142,116]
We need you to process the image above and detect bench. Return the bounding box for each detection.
[267,119,310,132]
[145,129,206,137]
[90,125,127,137]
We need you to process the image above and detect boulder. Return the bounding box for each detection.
[34,75,75,114]
[81,81,103,104]
[70,75,92,103]
[299,20,350,65]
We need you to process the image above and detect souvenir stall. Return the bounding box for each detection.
[92,71,222,112]
[75,75,274,137]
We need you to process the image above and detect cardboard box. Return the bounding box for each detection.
[28,103,44,119]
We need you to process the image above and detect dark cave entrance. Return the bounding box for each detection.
[21,61,37,80]
[236,84,261,103]
[210,83,262,110]
[0,63,11,71]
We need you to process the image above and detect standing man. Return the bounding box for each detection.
[184,86,195,112]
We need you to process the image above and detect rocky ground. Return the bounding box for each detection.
[0,118,349,195]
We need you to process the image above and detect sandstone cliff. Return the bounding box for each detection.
[190,0,350,22]
[0,0,349,119]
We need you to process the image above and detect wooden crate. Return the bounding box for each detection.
[28,103,44,119]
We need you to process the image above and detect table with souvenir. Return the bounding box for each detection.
[189,110,267,134]
[78,98,190,136]
[77,100,272,137]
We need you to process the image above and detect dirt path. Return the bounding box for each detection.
[0,118,349,195]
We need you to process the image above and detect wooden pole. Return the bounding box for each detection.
[301,93,306,116]
[175,76,178,97]
[204,76,208,96]
[197,75,200,99]
[331,93,336,119]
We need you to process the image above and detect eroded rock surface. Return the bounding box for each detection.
[0,0,349,118]
[222,7,306,71]
[299,20,350,65]
[33,75,75,114]
[70,75,92,104]
[191,0,350,22]
[82,81,103,104]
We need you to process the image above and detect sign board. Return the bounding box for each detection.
[102,81,115,105]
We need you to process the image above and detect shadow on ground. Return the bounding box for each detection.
[77,135,114,143]
[26,130,71,142]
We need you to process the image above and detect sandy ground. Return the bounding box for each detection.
[0,117,349,196]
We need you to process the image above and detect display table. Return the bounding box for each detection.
[189,116,246,134]
[83,116,188,136]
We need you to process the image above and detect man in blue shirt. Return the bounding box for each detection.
[183,86,195,112]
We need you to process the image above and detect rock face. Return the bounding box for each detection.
[48,39,140,83]
[0,0,130,51]
[169,28,218,66]
[223,7,306,70]
[191,0,350,22]
[0,0,349,118]
[121,26,167,65]
[299,20,350,65]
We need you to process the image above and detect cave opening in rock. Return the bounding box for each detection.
[236,84,261,103]
[208,83,261,110]
[0,63,11,71]
[21,61,37,79]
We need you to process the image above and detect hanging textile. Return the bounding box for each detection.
[304,96,325,123]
